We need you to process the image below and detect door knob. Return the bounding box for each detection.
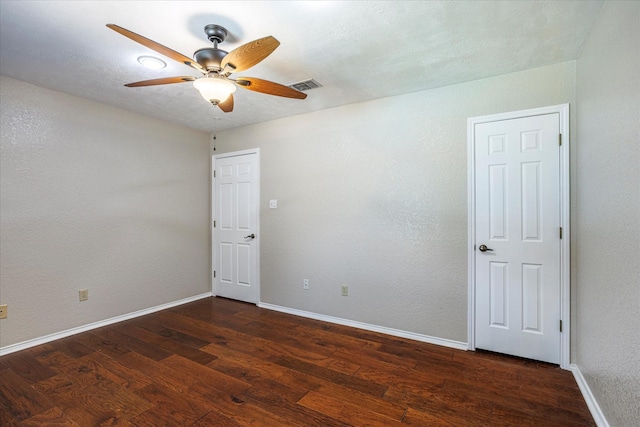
[478,244,493,252]
[244,234,255,240]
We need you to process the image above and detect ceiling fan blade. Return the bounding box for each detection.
[218,94,234,113]
[221,36,280,73]
[124,76,196,87]
[107,24,204,73]
[236,77,307,99]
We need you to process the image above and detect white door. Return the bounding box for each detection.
[213,151,259,304]
[473,113,561,364]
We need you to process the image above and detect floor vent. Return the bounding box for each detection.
[288,79,323,92]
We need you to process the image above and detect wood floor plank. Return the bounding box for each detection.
[276,354,388,397]
[91,326,172,361]
[314,379,407,421]
[160,354,252,397]
[0,405,20,426]
[443,378,595,426]
[356,360,446,396]
[240,377,350,427]
[70,331,132,358]
[49,337,94,359]
[135,317,212,349]
[2,352,57,384]
[204,343,290,382]
[188,381,297,427]
[53,378,153,425]
[115,351,198,394]
[288,323,418,370]
[131,383,210,426]
[401,407,458,426]
[299,390,405,426]
[141,309,231,345]
[385,383,492,426]
[190,409,244,427]
[33,350,128,391]
[17,405,81,426]
[85,351,153,391]
[0,297,596,426]
[0,368,54,421]
[33,374,78,402]
[119,325,217,365]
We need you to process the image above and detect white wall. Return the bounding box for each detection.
[0,76,211,349]
[575,1,640,425]
[215,61,575,343]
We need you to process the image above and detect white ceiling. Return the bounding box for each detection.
[0,1,603,133]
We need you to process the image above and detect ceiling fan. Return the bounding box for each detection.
[106,23,307,113]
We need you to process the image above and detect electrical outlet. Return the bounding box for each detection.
[341,285,349,296]
[79,289,89,302]
[270,199,278,209]
[0,304,7,319]
[303,279,309,290]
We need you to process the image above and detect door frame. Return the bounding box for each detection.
[211,148,261,303]
[467,104,570,369]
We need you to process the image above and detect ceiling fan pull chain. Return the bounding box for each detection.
[212,108,218,151]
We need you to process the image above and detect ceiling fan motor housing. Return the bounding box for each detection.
[194,48,228,72]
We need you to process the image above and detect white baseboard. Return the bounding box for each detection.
[570,364,610,427]
[258,302,468,351]
[0,292,212,356]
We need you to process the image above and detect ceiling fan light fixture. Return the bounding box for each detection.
[193,76,237,104]
[137,56,166,70]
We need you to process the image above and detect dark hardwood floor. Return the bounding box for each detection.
[0,297,595,426]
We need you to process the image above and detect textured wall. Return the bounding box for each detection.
[575,1,640,425]
[214,62,575,343]
[0,76,211,348]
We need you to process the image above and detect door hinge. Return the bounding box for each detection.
[213,220,216,228]
[559,134,562,146]
[559,227,563,239]
[213,271,216,278]
[560,319,563,332]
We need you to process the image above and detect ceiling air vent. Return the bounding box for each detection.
[288,79,323,92]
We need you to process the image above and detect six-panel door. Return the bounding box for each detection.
[474,113,561,364]
[214,153,259,304]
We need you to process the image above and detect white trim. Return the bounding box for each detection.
[258,302,468,351]
[467,104,571,369]
[212,149,261,304]
[467,111,477,352]
[0,292,212,356]
[558,104,571,370]
[570,364,610,427]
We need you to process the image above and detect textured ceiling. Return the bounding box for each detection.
[0,1,603,132]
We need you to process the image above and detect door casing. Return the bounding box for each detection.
[467,104,570,369]
[212,148,261,304]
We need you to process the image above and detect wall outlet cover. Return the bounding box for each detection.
[0,304,7,319]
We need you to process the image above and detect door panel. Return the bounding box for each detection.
[489,262,508,328]
[474,113,560,364]
[213,152,259,304]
